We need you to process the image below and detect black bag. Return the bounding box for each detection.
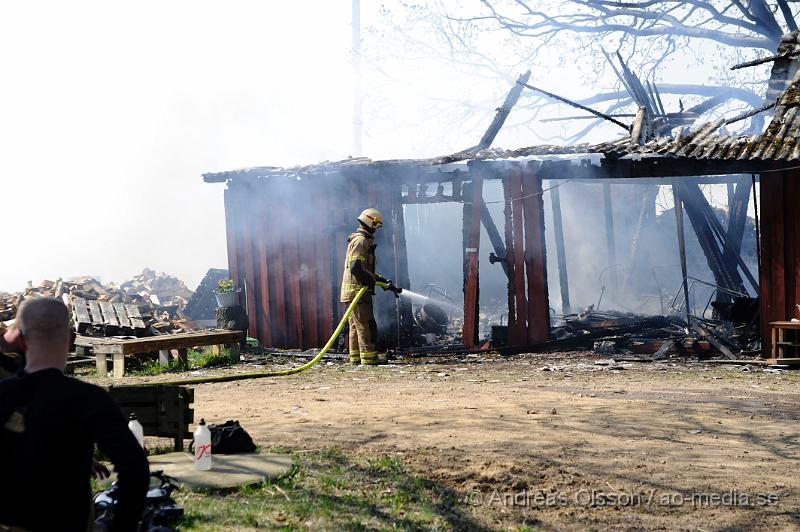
[189,420,256,454]
[94,471,183,532]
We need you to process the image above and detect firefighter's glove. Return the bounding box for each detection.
[381,280,403,297]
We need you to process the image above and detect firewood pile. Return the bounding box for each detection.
[0,269,196,336]
[119,268,194,308]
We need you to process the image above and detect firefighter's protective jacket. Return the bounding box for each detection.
[340,227,376,302]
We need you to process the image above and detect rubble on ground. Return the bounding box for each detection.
[552,304,760,360]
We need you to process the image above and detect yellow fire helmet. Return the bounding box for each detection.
[357,208,384,229]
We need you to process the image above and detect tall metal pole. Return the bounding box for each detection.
[672,180,691,323]
[351,0,363,156]
[602,183,617,294]
[550,181,571,314]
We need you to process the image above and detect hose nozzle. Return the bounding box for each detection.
[377,281,403,298]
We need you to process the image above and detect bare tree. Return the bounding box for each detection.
[369,1,800,142]
[475,1,795,52]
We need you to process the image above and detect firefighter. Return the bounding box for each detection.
[340,208,394,365]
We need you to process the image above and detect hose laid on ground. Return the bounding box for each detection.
[150,286,369,387]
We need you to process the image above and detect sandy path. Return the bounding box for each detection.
[175,354,800,529]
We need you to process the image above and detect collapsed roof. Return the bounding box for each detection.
[204,35,800,183]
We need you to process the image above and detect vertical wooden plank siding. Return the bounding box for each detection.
[758,174,773,350]
[268,193,288,347]
[783,175,800,319]
[254,192,273,346]
[758,170,800,353]
[313,185,334,343]
[521,165,550,343]
[462,174,483,349]
[331,178,347,328]
[239,194,259,338]
[770,174,785,328]
[297,182,319,349]
[283,198,304,348]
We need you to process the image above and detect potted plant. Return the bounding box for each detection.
[214,278,240,308]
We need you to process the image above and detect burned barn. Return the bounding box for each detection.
[204,55,800,360]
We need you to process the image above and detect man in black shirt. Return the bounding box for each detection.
[0,298,149,532]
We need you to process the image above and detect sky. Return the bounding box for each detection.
[0,1,765,293]
[0,1,358,291]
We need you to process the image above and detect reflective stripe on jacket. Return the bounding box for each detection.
[340,228,376,302]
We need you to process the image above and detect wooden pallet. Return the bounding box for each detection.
[76,329,243,378]
[72,297,148,336]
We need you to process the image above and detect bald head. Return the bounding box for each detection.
[17,298,72,368]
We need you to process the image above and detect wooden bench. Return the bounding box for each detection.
[768,321,800,366]
[76,329,244,378]
[107,384,194,451]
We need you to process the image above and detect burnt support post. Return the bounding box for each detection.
[521,164,550,343]
[390,184,413,348]
[502,176,517,338]
[672,180,691,322]
[549,180,571,315]
[462,171,484,350]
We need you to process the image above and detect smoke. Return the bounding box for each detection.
[403,175,759,329]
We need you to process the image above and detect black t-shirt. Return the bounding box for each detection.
[0,369,149,531]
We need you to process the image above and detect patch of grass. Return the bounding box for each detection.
[129,358,184,376]
[123,347,235,376]
[176,447,487,531]
[188,347,233,369]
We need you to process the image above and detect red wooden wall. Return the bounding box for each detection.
[759,169,800,349]
[223,175,410,349]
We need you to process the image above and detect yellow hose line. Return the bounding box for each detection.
[150,287,368,387]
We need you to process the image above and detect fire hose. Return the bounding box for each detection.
[152,281,401,386]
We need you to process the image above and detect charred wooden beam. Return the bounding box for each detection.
[517,81,629,130]
[502,176,518,336]
[480,200,510,279]
[682,182,757,292]
[723,176,751,277]
[390,187,414,348]
[473,71,531,151]
[462,177,483,350]
[677,182,746,299]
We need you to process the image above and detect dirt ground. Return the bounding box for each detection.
[120,353,800,530]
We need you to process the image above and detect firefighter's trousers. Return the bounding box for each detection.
[348,295,377,365]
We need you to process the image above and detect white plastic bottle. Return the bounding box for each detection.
[128,413,144,448]
[194,419,212,471]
